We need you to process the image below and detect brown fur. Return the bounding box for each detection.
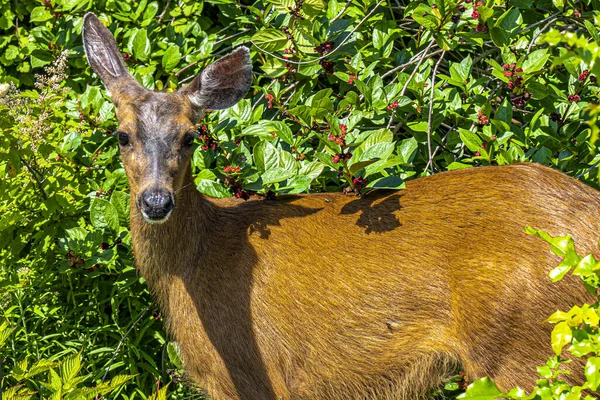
[130,164,597,399]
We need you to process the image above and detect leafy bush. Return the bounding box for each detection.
[1,0,600,398]
[459,228,600,400]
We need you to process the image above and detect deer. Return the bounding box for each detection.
[82,12,599,400]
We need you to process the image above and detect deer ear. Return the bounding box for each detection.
[179,47,252,111]
[82,13,141,95]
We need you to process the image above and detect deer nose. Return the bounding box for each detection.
[140,188,174,222]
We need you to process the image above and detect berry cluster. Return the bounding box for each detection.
[319,59,335,74]
[225,179,251,200]
[282,49,298,74]
[471,1,484,19]
[265,93,274,108]
[347,74,357,84]
[475,23,488,33]
[66,250,84,269]
[352,177,367,191]
[503,63,530,108]
[503,63,523,88]
[289,0,304,19]
[550,112,565,126]
[197,125,218,151]
[42,0,52,10]
[281,26,293,41]
[568,94,580,103]
[167,369,182,384]
[457,372,468,391]
[223,165,242,174]
[387,100,399,111]
[328,124,347,146]
[314,41,334,55]
[477,110,489,125]
[332,152,351,164]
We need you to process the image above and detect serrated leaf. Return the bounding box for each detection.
[60,353,82,388]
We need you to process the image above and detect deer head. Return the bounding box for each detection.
[82,13,252,223]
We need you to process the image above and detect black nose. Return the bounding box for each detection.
[140,188,174,221]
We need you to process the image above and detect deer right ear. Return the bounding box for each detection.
[82,13,140,95]
[179,47,252,113]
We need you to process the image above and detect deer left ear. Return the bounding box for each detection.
[179,47,252,111]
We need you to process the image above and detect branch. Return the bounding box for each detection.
[101,306,150,382]
[426,50,446,174]
[20,156,47,200]
[400,39,436,97]
[251,0,385,66]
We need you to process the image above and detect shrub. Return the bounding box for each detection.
[1,0,600,398]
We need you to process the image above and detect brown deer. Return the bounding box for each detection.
[82,13,598,399]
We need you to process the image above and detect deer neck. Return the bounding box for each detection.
[129,168,218,282]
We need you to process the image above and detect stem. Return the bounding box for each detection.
[426,50,447,174]
[19,156,48,200]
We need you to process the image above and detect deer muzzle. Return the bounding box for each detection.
[139,187,174,223]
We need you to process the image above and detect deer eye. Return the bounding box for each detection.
[183,132,196,147]
[116,131,129,146]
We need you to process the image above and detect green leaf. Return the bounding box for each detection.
[459,129,483,152]
[262,167,295,184]
[302,0,325,18]
[110,191,130,224]
[142,2,160,24]
[162,46,181,72]
[30,6,53,22]
[412,4,438,29]
[90,198,120,232]
[60,353,82,390]
[365,176,405,190]
[550,321,572,355]
[585,20,600,45]
[252,29,289,52]
[457,377,503,399]
[585,357,600,390]
[196,180,231,198]
[167,342,183,369]
[490,8,522,47]
[359,142,395,162]
[132,29,150,61]
[299,160,324,180]
[522,49,549,74]
[253,140,279,173]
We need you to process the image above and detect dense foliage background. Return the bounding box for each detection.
[2,0,600,398]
